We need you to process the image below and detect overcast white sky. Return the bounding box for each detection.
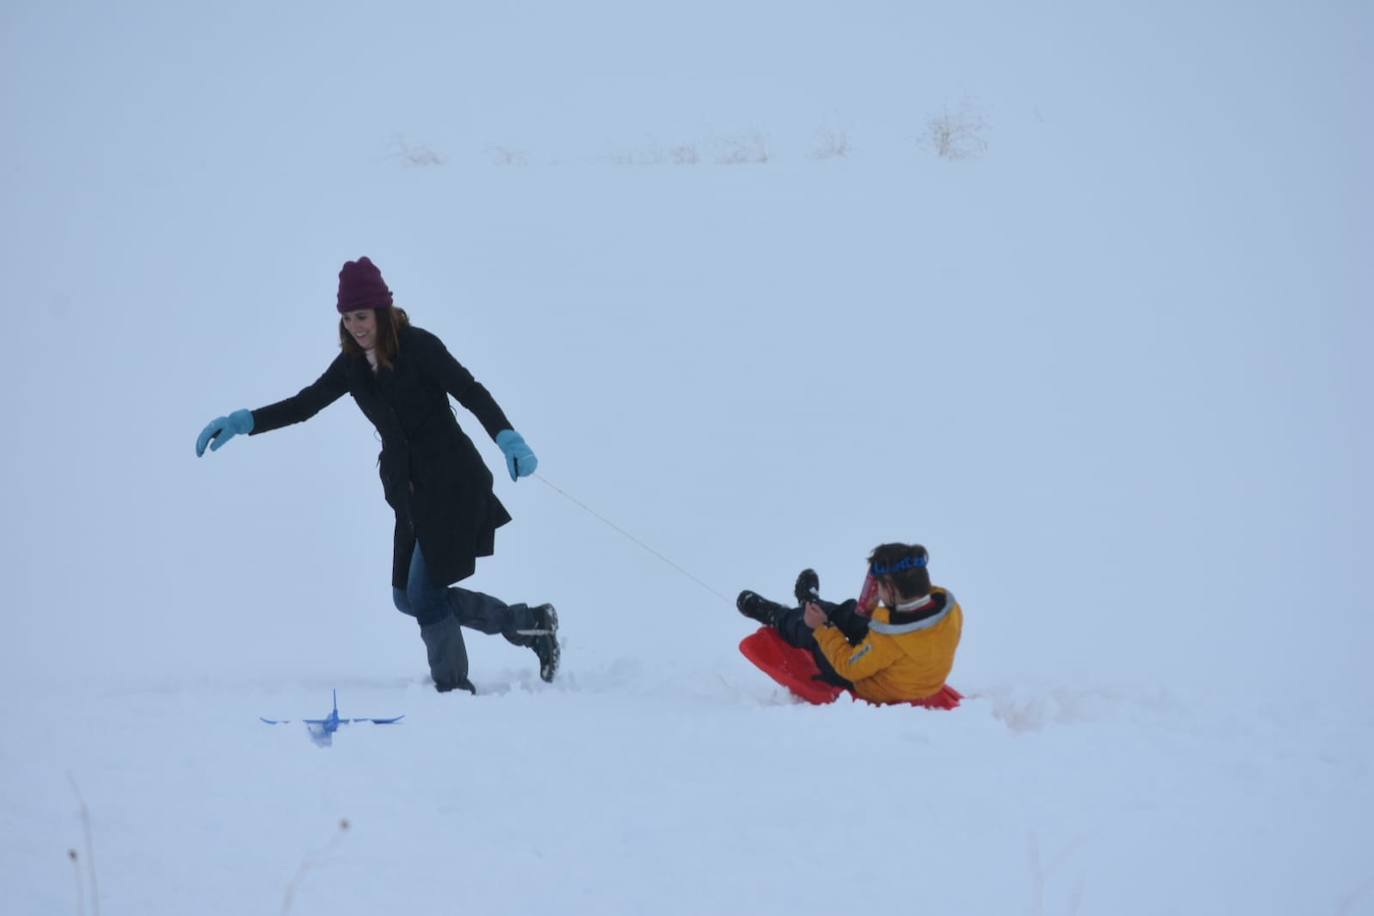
[2,0,1369,700]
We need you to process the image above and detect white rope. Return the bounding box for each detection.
[534,473,733,606]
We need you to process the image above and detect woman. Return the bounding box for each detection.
[195,256,558,694]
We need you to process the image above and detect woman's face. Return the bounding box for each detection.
[342,309,378,350]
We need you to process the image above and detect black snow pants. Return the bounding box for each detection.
[773,607,854,690]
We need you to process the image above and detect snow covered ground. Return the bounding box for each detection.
[6,671,1373,915]
[4,1,1371,913]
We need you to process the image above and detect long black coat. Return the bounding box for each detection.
[250,324,514,590]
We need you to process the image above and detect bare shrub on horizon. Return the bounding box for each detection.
[487,145,530,167]
[632,141,667,166]
[670,143,699,165]
[811,127,850,160]
[924,99,989,160]
[387,134,445,167]
[714,131,769,165]
[606,141,672,167]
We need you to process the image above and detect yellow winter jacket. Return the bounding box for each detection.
[813,587,963,704]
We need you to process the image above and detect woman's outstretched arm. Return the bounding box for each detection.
[247,354,351,435]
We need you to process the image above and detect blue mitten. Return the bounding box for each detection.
[196,409,254,456]
[495,429,537,481]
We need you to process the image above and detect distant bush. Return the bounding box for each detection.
[714,131,769,165]
[670,143,699,165]
[811,127,850,160]
[388,135,445,167]
[487,145,529,167]
[456,112,995,169]
[923,100,988,160]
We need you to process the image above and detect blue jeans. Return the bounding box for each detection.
[392,543,537,645]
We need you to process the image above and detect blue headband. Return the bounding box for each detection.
[870,554,928,576]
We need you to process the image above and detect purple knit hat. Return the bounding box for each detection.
[336,257,394,313]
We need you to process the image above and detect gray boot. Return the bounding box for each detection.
[517,604,560,684]
[419,616,475,694]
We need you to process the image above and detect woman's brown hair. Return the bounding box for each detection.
[339,307,410,370]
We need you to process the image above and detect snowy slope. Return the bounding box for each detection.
[3,1,1372,913]
[6,674,1372,915]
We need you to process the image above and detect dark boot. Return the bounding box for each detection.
[516,604,560,683]
[794,568,820,606]
[419,616,475,694]
[736,590,788,627]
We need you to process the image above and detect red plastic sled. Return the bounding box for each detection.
[739,627,962,709]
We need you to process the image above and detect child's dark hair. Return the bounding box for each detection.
[868,543,931,600]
